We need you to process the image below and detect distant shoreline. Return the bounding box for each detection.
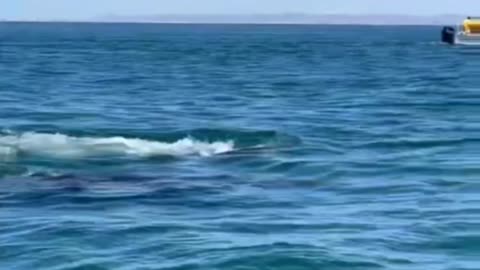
[0,14,467,26]
[0,21,458,26]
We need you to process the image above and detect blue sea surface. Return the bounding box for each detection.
[0,23,479,270]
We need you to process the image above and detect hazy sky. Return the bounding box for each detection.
[2,0,479,20]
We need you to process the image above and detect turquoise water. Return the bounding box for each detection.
[0,23,479,270]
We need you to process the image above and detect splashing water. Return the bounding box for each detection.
[0,132,235,159]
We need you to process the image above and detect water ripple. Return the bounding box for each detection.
[0,23,479,270]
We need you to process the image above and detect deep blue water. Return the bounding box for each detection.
[0,23,479,270]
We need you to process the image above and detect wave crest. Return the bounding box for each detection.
[0,132,234,159]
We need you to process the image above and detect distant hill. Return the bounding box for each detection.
[96,14,467,25]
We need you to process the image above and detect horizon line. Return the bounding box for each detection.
[1,13,469,25]
[0,21,457,27]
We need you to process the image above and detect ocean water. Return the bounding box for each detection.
[0,22,479,270]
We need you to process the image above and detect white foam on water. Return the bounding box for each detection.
[0,132,235,160]
[0,145,17,162]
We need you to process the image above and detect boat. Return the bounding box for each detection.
[442,17,480,45]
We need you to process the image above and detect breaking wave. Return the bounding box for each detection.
[0,132,235,160]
